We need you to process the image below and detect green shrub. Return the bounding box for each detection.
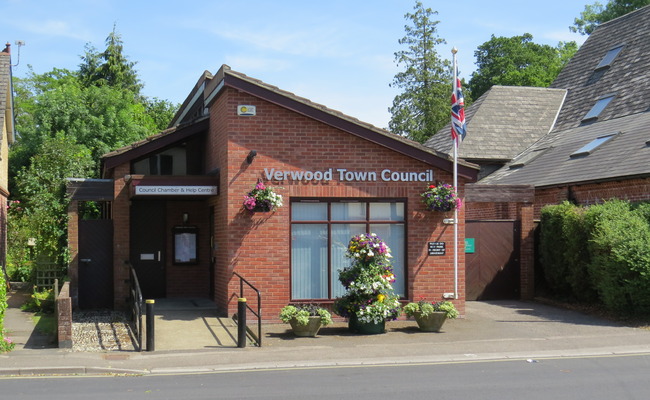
[1,273,16,353]
[21,287,55,314]
[633,202,650,224]
[584,200,650,314]
[540,201,595,301]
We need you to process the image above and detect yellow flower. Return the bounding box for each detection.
[377,294,386,303]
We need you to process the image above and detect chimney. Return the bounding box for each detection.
[2,42,10,54]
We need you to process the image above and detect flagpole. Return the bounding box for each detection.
[452,47,459,300]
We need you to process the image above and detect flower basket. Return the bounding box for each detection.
[289,316,323,337]
[243,180,283,212]
[413,311,447,332]
[334,233,401,334]
[348,313,386,335]
[421,183,461,212]
[403,300,458,332]
[280,304,332,337]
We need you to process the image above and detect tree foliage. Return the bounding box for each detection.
[78,25,143,95]
[8,27,178,274]
[571,0,650,35]
[468,34,577,100]
[12,134,94,264]
[389,1,453,143]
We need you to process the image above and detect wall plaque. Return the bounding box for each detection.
[428,241,446,256]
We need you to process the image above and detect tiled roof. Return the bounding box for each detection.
[481,112,650,187]
[425,86,566,161]
[480,5,650,188]
[550,5,650,131]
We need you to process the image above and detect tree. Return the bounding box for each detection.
[78,25,143,95]
[468,34,578,100]
[12,134,94,264]
[11,72,161,178]
[389,1,453,143]
[11,27,178,178]
[571,0,650,35]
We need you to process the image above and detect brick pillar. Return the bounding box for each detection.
[67,200,79,308]
[56,282,73,348]
[112,165,131,309]
[518,203,535,299]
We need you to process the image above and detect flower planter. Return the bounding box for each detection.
[289,316,323,337]
[348,314,386,335]
[414,311,447,332]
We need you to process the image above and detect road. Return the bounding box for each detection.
[2,354,649,399]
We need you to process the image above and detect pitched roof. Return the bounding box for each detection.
[480,112,650,187]
[106,65,479,180]
[480,5,650,188]
[425,86,566,161]
[550,5,650,131]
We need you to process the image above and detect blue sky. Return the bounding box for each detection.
[2,0,588,129]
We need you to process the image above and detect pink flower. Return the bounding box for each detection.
[243,196,257,210]
[255,181,266,190]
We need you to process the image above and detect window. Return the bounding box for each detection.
[595,45,624,70]
[291,200,405,300]
[133,146,187,175]
[582,95,615,121]
[570,133,617,158]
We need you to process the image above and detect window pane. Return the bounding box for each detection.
[292,202,327,221]
[331,202,366,221]
[331,224,366,298]
[370,202,404,221]
[583,96,614,120]
[291,224,328,299]
[370,223,405,297]
[596,45,623,69]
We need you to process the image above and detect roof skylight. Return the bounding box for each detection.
[582,95,615,121]
[595,45,624,70]
[570,133,618,158]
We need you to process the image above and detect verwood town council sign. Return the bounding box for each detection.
[264,168,435,183]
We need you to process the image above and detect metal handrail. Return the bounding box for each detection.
[233,272,262,346]
[127,262,144,351]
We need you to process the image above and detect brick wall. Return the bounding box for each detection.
[56,281,72,348]
[164,200,210,297]
[67,201,79,307]
[112,164,131,309]
[210,87,468,320]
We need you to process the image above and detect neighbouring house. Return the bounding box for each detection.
[67,65,479,321]
[0,43,16,278]
[425,85,566,180]
[480,5,650,215]
[423,5,650,301]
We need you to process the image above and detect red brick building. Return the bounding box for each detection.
[68,65,478,321]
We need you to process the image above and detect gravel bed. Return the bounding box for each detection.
[72,311,136,352]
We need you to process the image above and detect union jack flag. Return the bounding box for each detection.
[451,66,466,144]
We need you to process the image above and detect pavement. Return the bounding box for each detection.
[2,284,650,377]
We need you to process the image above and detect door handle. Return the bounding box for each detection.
[81,258,92,263]
[157,251,161,262]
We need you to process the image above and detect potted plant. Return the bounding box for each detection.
[420,183,462,212]
[334,233,401,334]
[403,300,459,332]
[243,180,283,212]
[279,304,333,337]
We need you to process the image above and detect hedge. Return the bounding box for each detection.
[539,199,650,314]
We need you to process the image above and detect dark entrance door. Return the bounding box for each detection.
[78,219,114,309]
[466,220,520,300]
[130,201,166,299]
